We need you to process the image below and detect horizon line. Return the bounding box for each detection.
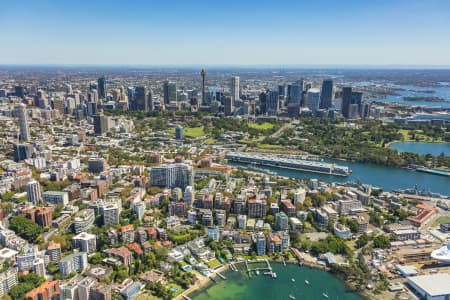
[1,63,450,70]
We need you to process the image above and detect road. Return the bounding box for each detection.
[270,122,293,138]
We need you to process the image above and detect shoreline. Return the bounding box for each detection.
[181,259,372,300]
[176,264,230,300]
[385,139,449,147]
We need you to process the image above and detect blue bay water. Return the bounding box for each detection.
[190,263,363,300]
[389,141,450,156]
[229,159,450,196]
[369,83,450,108]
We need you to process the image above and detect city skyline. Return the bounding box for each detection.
[1,0,450,66]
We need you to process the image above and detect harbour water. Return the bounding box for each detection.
[389,141,450,156]
[190,263,363,300]
[229,159,450,196]
[374,83,450,108]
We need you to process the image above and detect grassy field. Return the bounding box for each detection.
[248,122,275,130]
[435,216,450,225]
[204,138,217,144]
[168,126,205,138]
[397,129,442,143]
[135,293,160,300]
[206,259,222,269]
[184,126,205,138]
[257,143,286,150]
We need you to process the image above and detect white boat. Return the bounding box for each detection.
[305,280,310,285]
[289,295,296,299]
[431,244,450,263]
[323,293,329,298]
[272,272,277,278]
[291,278,295,282]
[256,270,260,275]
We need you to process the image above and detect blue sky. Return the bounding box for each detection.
[1,0,449,65]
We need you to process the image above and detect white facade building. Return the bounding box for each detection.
[26,180,41,204]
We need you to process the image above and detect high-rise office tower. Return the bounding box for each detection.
[16,103,30,141]
[289,83,303,106]
[86,102,98,116]
[13,143,34,162]
[224,96,234,116]
[259,92,267,115]
[130,86,149,111]
[320,79,334,109]
[97,76,107,99]
[163,81,177,104]
[201,69,206,106]
[278,85,286,97]
[266,90,280,115]
[175,125,184,139]
[352,91,363,105]
[306,88,321,115]
[88,157,108,173]
[93,114,111,135]
[52,99,66,115]
[97,76,106,99]
[230,76,240,102]
[303,81,312,91]
[148,89,154,111]
[89,82,98,92]
[349,91,363,119]
[341,87,352,118]
[15,86,25,98]
[287,83,303,117]
[126,86,135,104]
[66,84,73,95]
[26,180,41,204]
[360,102,371,119]
[295,79,305,90]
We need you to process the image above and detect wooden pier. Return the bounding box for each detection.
[230,263,238,272]
[245,259,274,277]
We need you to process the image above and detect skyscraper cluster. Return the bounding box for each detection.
[341,87,368,119]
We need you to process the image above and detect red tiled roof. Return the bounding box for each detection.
[271,235,282,243]
[146,227,157,235]
[104,246,132,258]
[121,224,134,233]
[407,204,436,225]
[161,240,172,247]
[127,243,143,255]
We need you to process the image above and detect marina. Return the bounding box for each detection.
[245,259,276,278]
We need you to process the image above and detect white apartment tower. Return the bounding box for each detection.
[16,103,30,141]
[26,180,41,204]
[231,76,240,102]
